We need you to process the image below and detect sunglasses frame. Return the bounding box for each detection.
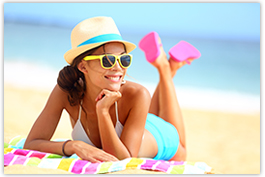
[83,54,133,69]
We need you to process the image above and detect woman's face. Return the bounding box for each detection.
[81,42,127,92]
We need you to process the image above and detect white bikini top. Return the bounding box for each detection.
[71,101,124,147]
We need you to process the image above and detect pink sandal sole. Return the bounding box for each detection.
[139,31,162,63]
[169,41,201,64]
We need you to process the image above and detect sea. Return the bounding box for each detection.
[4,22,260,114]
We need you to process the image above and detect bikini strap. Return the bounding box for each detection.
[78,100,83,120]
[115,101,119,122]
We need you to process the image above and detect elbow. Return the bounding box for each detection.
[118,155,130,161]
[117,152,132,161]
[23,138,39,150]
[116,150,134,161]
[23,139,32,150]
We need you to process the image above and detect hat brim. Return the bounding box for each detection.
[64,40,137,64]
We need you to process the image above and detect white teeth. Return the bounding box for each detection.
[108,76,120,81]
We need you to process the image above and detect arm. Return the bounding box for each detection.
[24,84,118,162]
[24,84,67,154]
[96,85,151,159]
[119,85,151,157]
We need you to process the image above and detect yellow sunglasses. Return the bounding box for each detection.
[83,54,133,69]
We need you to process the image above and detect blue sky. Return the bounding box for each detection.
[4,3,260,41]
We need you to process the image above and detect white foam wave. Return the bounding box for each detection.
[140,82,260,115]
[4,61,58,91]
[4,61,260,114]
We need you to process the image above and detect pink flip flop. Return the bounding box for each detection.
[139,31,162,63]
[169,41,201,64]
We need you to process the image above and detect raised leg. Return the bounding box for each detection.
[148,59,190,116]
[148,43,193,160]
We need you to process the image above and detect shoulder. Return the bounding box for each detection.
[47,84,71,109]
[120,81,151,102]
[118,81,151,125]
[42,84,80,120]
[50,84,68,99]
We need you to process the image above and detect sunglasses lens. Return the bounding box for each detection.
[102,55,116,68]
[120,55,132,68]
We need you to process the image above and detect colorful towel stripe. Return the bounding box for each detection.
[4,136,212,174]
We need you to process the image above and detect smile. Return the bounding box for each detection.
[105,75,122,82]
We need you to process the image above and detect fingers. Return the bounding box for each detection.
[80,153,117,163]
[74,141,119,163]
[115,91,122,98]
[83,152,118,163]
[87,157,101,163]
[94,156,118,162]
[95,150,119,162]
[102,152,119,161]
[87,147,119,162]
[95,89,122,102]
[95,90,106,102]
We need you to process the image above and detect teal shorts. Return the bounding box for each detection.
[145,113,179,160]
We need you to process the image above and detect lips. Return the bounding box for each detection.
[105,75,122,82]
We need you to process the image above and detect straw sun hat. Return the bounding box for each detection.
[64,16,136,64]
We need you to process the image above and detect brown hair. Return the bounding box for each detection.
[57,45,103,106]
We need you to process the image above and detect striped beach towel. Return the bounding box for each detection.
[4,136,212,174]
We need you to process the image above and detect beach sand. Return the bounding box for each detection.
[4,84,260,174]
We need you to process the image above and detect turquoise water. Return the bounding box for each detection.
[4,22,260,96]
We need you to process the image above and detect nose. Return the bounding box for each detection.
[111,59,123,71]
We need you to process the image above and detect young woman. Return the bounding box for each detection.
[24,16,189,163]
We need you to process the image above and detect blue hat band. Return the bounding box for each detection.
[77,33,123,47]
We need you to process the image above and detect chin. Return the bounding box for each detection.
[106,84,121,91]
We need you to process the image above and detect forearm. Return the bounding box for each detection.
[24,139,119,162]
[24,139,70,156]
[97,110,131,160]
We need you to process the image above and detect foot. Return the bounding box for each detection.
[150,37,170,70]
[169,57,194,74]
